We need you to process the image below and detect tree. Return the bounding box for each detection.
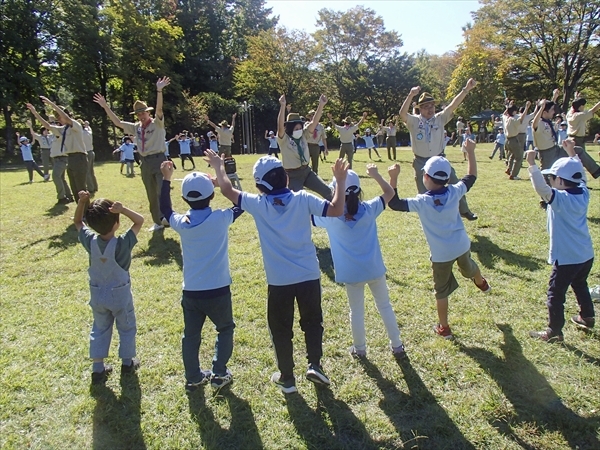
[414,51,459,106]
[474,0,600,110]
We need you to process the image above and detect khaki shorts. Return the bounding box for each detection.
[432,250,479,299]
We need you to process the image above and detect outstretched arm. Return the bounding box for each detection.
[74,191,91,231]
[40,97,73,126]
[26,104,52,131]
[517,101,531,123]
[204,149,241,204]
[399,86,421,122]
[356,112,368,127]
[93,94,124,129]
[326,159,349,217]
[204,115,219,130]
[155,76,170,120]
[277,95,286,139]
[305,95,328,134]
[526,150,552,202]
[444,78,477,116]
[367,164,395,204]
[27,119,36,141]
[532,99,546,130]
[464,138,477,177]
[230,113,237,132]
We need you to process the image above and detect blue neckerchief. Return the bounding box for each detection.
[60,126,68,153]
[183,207,212,226]
[336,203,366,228]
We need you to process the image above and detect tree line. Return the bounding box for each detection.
[2,0,598,159]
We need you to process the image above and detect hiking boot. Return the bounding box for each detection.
[473,277,491,293]
[461,211,478,221]
[349,346,366,358]
[392,343,408,360]
[433,324,454,340]
[529,329,564,342]
[306,364,331,386]
[91,364,113,385]
[121,358,140,374]
[185,369,212,393]
[271,372,297,394]
[571,315,595,330]
[210,369,233,389]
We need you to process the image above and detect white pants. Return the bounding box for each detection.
[345,275,402,351]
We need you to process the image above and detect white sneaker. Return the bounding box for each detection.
[148,223,164,232]
[161,217,170,227]
[43,174,50,182]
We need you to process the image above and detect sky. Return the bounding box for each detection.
[264,0,481,55]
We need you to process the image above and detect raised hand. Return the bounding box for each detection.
[366,163,379,178]
[203,149,223,167]
[78,190,90,204]
[319,94,328,105]
[525,150,537,165]
[465,78,477,91]
[331,158,349,182]
[93,93,108,108]
[410,86,420,96]
[279,94,286,105]
[26,119,32,127]
[26,103,37,113]
[160,160,174,180]
[109,201,123,214]
[388,163,400,179]
[156,77,171,91]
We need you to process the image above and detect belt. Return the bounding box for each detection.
[568,134,581,138]
[52,155,67,159]
[141,152,165,159]
[285,165,308,171]
[67,152,87,156]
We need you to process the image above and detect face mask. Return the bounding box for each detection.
[292,129,303,139]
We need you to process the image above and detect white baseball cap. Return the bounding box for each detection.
[423,156,451,180]
[541,157,584,183]
[19,136,28,143]
[253,156,283,190]
[181,172,214,201]
[269,131,274,135]
[331,169,360,194]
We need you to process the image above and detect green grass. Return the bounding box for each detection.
[1,144,599,449]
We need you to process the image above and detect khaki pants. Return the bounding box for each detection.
[220,145,232,158]
[41,148,51,175]
[386,136,397,160]
[505,136,522,177]
[286,165,333,200]
[308,143,320,174]
[51,156,72,200]
[86,150,98,192]
[412,155,472,215]
[67,153,89,201]
[432,250,479,299]
[140,153,167,224]
[339,142,354,169]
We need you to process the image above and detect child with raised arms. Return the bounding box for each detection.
[387,139,491,340]
[312,165,406,359]
[73,191,144,384]
[204,148,348,394]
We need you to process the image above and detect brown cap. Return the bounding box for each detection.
[417,92,435,105]
[130,100,153,114]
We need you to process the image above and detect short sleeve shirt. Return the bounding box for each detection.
[33,133,54,149]
[503,115,520,138]
[566,110,594,137]
[78,227,138,271]
[533,120,556,151]
[240,189,328,286]
[179,138,192,155]
[216,127,233,146]
[49,120,87,155]
[277,134,310,169]
[20,144,34,161]
[304,122,326,145]
[119,143,136,160]
[518,113,534,134]
[120,116,166,156]
[335,124,358,144]
[405,109,453,158]
[82,126,93,151]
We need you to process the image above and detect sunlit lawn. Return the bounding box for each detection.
[1,143,599,449]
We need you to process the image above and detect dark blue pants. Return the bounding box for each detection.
[181,289,235,382]
[547,258,594,334]
[267,279,323,377]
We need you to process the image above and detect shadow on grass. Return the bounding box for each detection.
[562,342,600,366]
[471,234,545,272]
[91,373,145,450]
[26,223,79,255]
[285,392,341,449]
[44,202,69,217]
[358,358,476,449]
[187,388,262,450]
[459,324,600,449]
[314,385,379,449]
[316,245,336,283]
[135,230,182,269]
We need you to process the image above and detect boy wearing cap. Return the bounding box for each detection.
[204,149,348,393]
[278,94,333,200]
[204,114,236,157]
[304,109,328,173]
[567,96,600,151]
[93,77,171,231]
[388,139,491,340]
[178,132,196,170]
[159,161,241,392]
[399,81,479,221]
[27,120,53,177]
[526,139,595,342]
[16,132,48,183]
[489,127,506,160]
[328,113,367,170]
[265,130,279,158]
[73,190,144,384]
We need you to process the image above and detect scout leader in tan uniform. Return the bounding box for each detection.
[205,114,236,157]
[327,112,367,170]
[534,99,600,179]
[304,108,328,175]
[277,94,333,200]
[94,77,171,231]
[27,98,89,201]
[567,95,600,151]
[399,80,478,221]
[502,100,532,180]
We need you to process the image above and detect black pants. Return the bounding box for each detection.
[267,279,323,377]
[547,258,594,334]
[180,154,195,168]
[24,160,44,181]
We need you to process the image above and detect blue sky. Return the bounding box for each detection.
[264,0,481,55]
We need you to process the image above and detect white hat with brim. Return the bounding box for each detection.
[181,172,214,201]
[423,156,451,180]
[19,136,28,143]
[541,157,584,184]
[253,156,283,190]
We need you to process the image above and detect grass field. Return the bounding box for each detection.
[1,143,599,449]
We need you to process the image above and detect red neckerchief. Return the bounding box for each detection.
[140,117,152,154]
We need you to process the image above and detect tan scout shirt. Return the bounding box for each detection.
[82,126,93,151]
[405,109,453,158]
[533,120,556,151]
[49,128,64,158]
[216,127,234,146]
[33,133,54,149]
[503,115,520,138]
[518,112,535,134]
[277,135,310,169]
[49,120,86,155]
[383,126,397,139]
[304,123,326,145]
[335,124,358,144]
[566,110,594,137]
[120,116,166,156]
